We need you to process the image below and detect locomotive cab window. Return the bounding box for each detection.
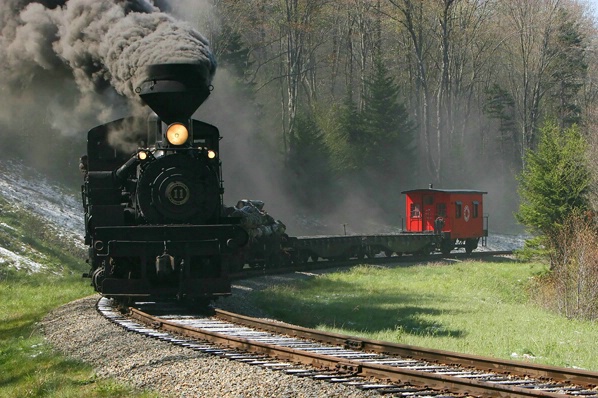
[473,201,479,218]
[455,201,462,218]
[410,203,421,218]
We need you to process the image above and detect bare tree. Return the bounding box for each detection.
[386,0,434,176]
[495,0,562,163]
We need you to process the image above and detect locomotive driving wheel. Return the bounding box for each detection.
[91,267,106,293]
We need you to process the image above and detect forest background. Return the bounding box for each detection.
[180,0,598,235]
[3,0,598,236]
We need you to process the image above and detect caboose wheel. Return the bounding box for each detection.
[440,239,454,255]
[465,238,479,254]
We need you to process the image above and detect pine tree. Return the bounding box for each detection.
[517,122,590,240]
[483,84,516,143]
[362,56,416,172]
[287,109,333,208]
[213,25,257,100]
[326,92,367,173]
[546,10,587,128]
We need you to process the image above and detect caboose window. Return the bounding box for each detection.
[410,203,421,218]
[473,201,479,218]
[455,201,462,218]
[436,203,446,217]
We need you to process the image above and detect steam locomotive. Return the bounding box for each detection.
[81,63,248,302]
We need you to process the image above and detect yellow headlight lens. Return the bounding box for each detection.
[166,123,189,146]
[138,150,148,160]
[207,150,217,159]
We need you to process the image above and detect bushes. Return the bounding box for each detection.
[532,213,598,320]
[517,122,598,320]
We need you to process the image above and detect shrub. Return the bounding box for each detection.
[534,213,598,319]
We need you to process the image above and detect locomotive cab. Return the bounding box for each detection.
[81,63,248,302]
[402,188,488,254]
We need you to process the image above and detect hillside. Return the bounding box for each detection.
[0,160,83,274]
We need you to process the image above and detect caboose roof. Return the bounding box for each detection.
[401,188,487,195]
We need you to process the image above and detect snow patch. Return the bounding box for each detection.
[0,159,84,273]
[0,246,46,273]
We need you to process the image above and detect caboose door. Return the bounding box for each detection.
[423,195,435,232]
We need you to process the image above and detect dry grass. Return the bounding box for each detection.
[534,214,598,320]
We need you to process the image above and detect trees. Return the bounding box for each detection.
[518,122,597,319]
[172,0,598,231]
[362,55,416,174]
[483,84,518,167]
[545,8,588,129]
[517,122,591,241]
[286,109,333,209]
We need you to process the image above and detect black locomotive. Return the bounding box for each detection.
[81,63,248,302]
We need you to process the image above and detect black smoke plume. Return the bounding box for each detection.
[1,0,215,99]
[0,0,216,180]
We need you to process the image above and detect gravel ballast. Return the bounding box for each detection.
[41,273,380,397]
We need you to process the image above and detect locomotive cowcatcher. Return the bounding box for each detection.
[81,64,248,302]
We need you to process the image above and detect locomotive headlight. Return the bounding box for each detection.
[166,123,189,146]
[207,150,217,159]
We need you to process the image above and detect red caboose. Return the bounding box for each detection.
[402,188,488,254]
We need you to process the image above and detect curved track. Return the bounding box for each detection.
[98,296,598,397]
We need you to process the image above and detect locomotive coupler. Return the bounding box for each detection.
[156,243,176,278]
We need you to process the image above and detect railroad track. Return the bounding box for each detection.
[98,297,598,397]
[230,249,514,280]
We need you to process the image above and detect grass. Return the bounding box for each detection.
[0,274,156,398]
[0,198,158,397]
[253,258,598,371]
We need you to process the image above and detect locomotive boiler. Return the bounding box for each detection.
[81,63,247,302]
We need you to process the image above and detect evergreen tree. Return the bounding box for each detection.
[517,122,591,241]
[287,109,333,208]
[361,56,416,173]
[483,84,516,143]
[326,92,367,173]
[212,25,257,100]
[483,83,519,166]
[547,10,587,128]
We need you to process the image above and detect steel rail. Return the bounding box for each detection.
[230,250,514,280]
[214,309,598,388]
[127,306,596,397]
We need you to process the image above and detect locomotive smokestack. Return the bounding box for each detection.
[136,63,212,124]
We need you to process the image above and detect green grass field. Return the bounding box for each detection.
[253,258,598,371]
[0,274,160,398]
[0,197,157,397]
